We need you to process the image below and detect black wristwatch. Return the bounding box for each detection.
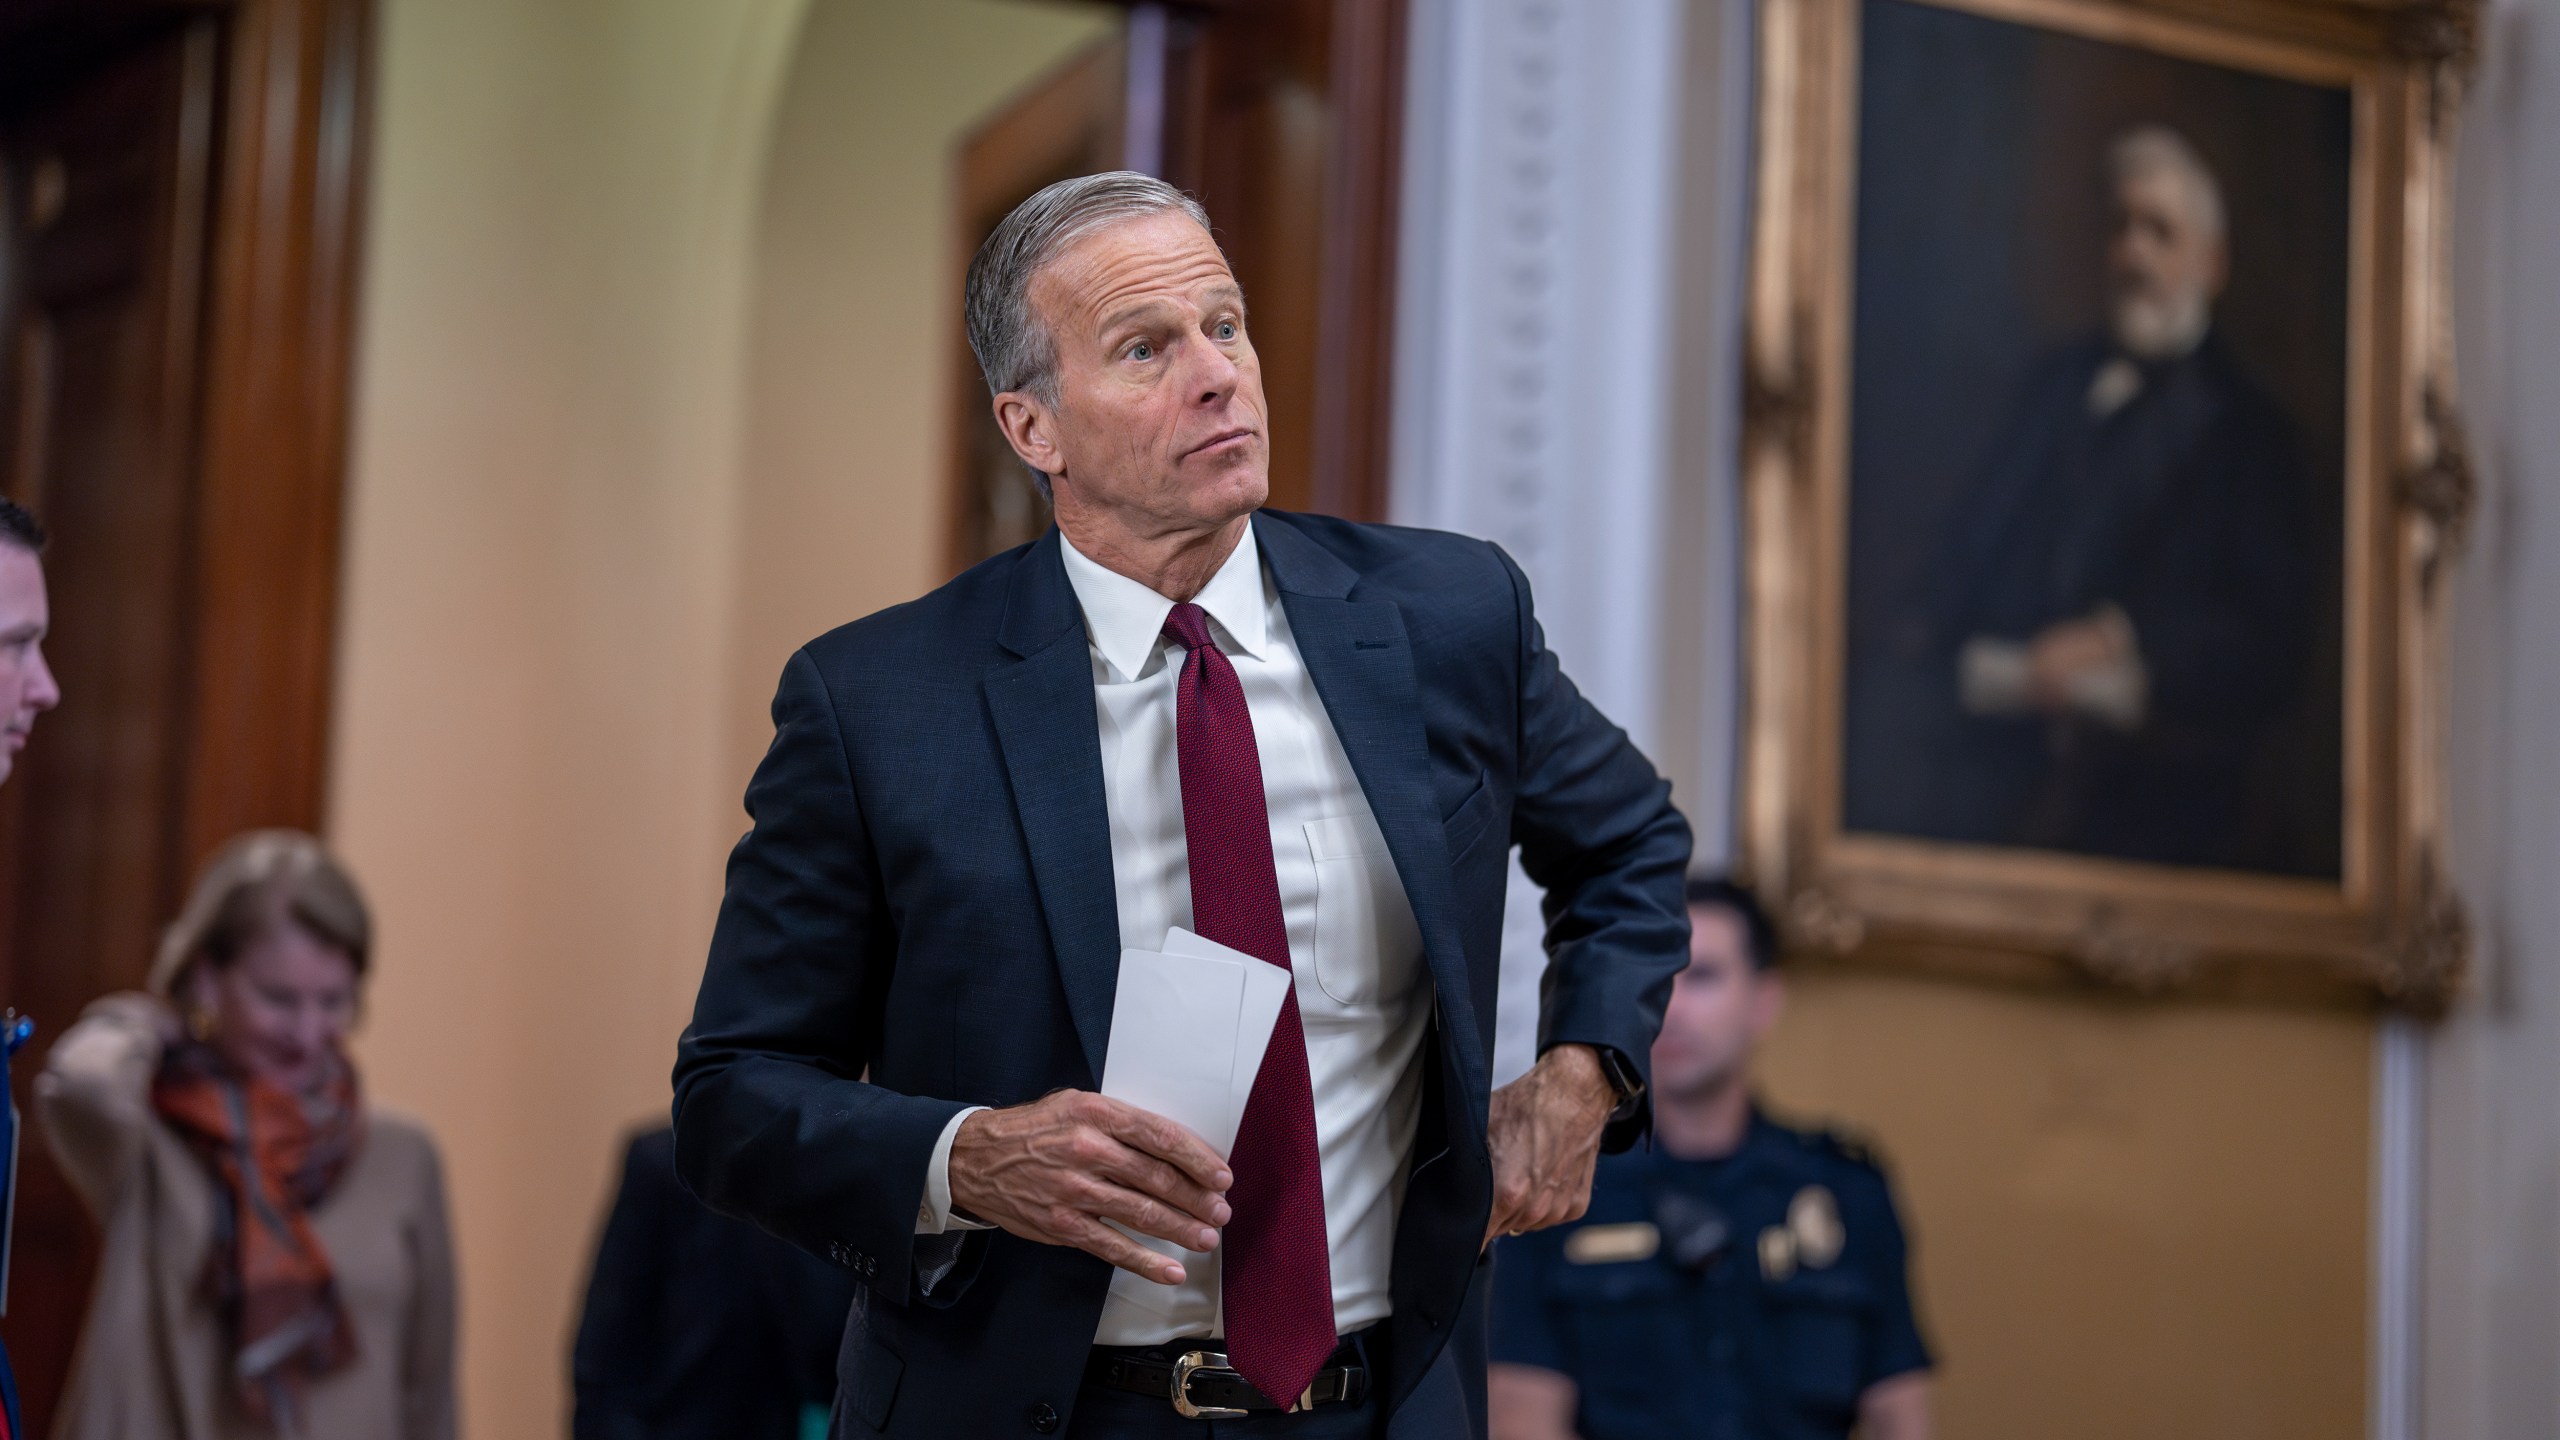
[1590,1045,1647,1122]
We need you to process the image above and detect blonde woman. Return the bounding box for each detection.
[37,831,456,1440]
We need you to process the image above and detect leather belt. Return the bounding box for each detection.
[1083,1340,1370,1419]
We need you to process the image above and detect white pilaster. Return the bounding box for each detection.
[1393,0,1737,1082]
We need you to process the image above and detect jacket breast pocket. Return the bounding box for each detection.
[1304,812,1425,1007]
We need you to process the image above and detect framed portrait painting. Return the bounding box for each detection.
[1738,0,2478,1007]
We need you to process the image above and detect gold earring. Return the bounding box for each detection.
[186,1006,214,1042]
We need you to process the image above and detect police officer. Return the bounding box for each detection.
[1488,878,1933,1440]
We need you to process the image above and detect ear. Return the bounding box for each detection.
[992,390,1063,481]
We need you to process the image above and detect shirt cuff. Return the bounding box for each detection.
[917,1106,994,1234]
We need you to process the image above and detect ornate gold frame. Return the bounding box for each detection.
[1738,0,2479,1009]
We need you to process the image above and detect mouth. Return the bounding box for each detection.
[1185,427,1257,461]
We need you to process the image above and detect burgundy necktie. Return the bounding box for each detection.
[1161,601,1336,1406]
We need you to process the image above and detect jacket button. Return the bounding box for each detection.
[1029,1401,1061,1433]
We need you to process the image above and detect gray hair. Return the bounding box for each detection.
[2110,124,2225,244]
[150,829,373,996]
[964,173,1215,502]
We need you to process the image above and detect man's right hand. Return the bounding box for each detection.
[945,1090,1233,1285]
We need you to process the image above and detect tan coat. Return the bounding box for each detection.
[34,995,458,1440]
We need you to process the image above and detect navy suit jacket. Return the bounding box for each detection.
[673,511,1691,1438]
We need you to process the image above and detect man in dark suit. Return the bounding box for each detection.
[672,171,1690,1439]
[0,496,61,1440]
[572,1127,856,1440]
[1870,125,2320,870]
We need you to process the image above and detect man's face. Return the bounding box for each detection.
[1000,210,1270,536]
[2106,165,2225,359]
[0,545,60,786]
[1650,904,1783,1100]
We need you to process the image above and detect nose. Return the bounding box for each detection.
[1186,335,1239,406]
[27,646,58,712]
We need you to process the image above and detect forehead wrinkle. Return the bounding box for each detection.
[1058,249,1239,338]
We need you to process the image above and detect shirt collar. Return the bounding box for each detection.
[1058,521,1269,683]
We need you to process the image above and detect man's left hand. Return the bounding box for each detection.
[1483,1042,1618,1248]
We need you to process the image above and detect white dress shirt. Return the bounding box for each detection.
[918,523,1432,1347]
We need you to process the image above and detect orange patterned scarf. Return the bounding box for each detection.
[151,1042,363,1431]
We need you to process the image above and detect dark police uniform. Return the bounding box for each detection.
[1489,1107,1931,1440]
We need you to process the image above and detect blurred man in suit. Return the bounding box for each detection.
[0,496,60,1440]
[673,172,1689,1438]
[573,1127,856,1440]
[1910,125,2318,869]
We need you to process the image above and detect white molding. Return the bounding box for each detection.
[1394,0,1695,1083]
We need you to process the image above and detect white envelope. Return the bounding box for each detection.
[1098,943,1240,1317]
[1100,946,1249,1155]
[1095,932,1295,1319]
[1161,926,1291,1142]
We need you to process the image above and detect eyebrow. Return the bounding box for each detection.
[1097,284,1249,340]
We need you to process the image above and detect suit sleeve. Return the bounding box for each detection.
[672,647,969,1304]
[1495,546,1693,1151]
[32,994,167,1217]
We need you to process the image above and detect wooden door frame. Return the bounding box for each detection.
[945,38,1126,578]
[179,0,373,852]
[1299,0,1405,525]
[0,0,373,854]
[1135,0,1408,524]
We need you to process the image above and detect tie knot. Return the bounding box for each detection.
[1161,601,1217,655]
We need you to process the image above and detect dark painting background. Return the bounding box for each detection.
[1838,0,2353,879]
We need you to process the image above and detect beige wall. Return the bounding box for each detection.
[1760,975,2371,1439]
[733,0,1114,779]
[330,2,1105,1435]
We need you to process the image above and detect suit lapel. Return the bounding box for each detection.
[984,532,1118,1085]
[1258,516,1490,1098]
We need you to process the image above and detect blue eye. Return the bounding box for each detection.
[1128,341,1154,361]
[1215,320,1238,340]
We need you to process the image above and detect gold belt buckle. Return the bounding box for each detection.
[1169,1350,1251,1420]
